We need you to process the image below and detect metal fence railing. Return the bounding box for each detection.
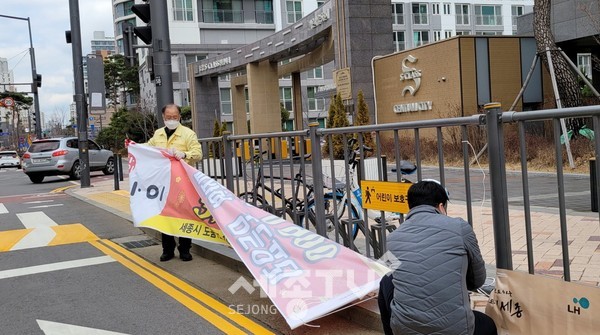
[197,104,600,283]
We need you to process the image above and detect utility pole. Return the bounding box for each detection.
[0,15,42,139]
[67,0,91,188]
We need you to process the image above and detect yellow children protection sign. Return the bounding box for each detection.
[361,180,411,214]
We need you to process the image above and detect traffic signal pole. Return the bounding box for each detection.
[0,14,42,139]
[149,0,174,127]
[68,0,91,188]
[132,0,173,127]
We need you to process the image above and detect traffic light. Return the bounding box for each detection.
[132,0,152,45]
[31,73,42,93]
[122,23,135,67]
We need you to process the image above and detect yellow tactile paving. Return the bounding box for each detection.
[0,229,33,251]
[87,192,132,215]
[48,224,99,246]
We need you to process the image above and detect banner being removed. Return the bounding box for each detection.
[128,144,389,329]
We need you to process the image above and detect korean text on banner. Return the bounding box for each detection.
[128,144,227,245]
[486,269,600,334]
[128,144,390,329]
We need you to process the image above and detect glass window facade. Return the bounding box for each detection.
[412,3,428,25]
[202,0,244,23]
[392,3,404,25]
[173,0,194,21]
[280,87,293,112]
[286,1,303,24]
[220,88,232,114]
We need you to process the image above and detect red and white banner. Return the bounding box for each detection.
[128,144,389,329]
[128,144,227,244]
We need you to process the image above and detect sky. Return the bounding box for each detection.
[1,0,114,123]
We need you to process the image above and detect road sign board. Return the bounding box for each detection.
[89,117,94,121]
[361,180,411,214]
[3,97,14,107]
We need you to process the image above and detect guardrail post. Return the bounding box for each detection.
[485,102,513,270]
[113,153,120,191]
[118,155,124,181]
[309,123,327,237]
[222,131,235,192]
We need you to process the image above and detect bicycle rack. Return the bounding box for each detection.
[340,218,364,251]
[370,223,397,258]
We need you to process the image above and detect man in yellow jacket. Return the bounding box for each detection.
[147,103,202,262]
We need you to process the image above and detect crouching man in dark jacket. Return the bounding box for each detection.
[378,180,497,335]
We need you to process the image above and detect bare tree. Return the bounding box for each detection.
[47,107,74,136]
[534,0,584,130]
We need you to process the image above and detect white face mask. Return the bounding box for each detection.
[164,120,180,130]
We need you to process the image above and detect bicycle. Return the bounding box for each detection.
[238,151,317,227]
[303,138,417,255]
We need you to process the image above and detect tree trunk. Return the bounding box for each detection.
[534,0,584,130]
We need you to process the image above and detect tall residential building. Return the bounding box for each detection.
[115,0,533,131]
[113,0,136,55]
[90,31,117,56]
[0,57,14,93]
[391,0,533,52]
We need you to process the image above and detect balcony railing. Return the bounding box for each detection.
[412,13,428,25]
[394,41,405,52]
[476,14,503,26]
[202,10,244,23]
[392,13,404,25]
[455,14,470,25]
[255,10,274,24]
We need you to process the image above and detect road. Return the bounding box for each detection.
[232,161,594,213]
[0,168,271,335]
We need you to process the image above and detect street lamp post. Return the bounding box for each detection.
[0,14,42,139]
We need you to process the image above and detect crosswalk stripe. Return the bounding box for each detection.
[17,212,58,228]
[0,256,115,280]
[0,203,7,214]
[11,226,56,250]
[11,212,58,250]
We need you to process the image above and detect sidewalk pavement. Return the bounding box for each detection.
[67,176,600,333]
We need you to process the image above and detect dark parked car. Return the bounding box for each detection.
[22,137,114,183]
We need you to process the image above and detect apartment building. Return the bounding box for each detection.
[392,0,533,52]
[114,0,533,131]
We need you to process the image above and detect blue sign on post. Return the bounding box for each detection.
[90,124,95,131]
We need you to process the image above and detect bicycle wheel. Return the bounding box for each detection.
[303,194,360,241]
[238,192,271,212]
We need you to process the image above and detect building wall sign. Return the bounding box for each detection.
[395,55,432,113]
[400,55,421,96]
[334,68,352,100]
[309,9,330,29]
[393,101,433,113]
[197,57,232,73]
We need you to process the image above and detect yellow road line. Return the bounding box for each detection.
[49,224,99,246]
[51,185,77,193]
[90,240,274,335]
